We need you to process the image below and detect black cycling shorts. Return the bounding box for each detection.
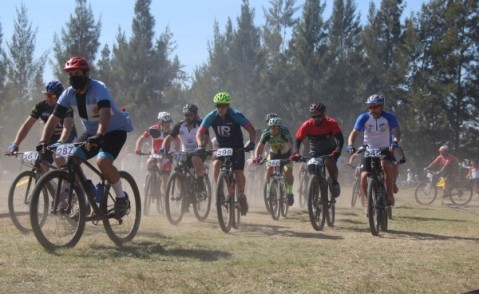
[77,130,127,160]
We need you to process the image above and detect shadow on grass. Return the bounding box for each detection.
[399,215,466,222]
[386,229,479,242]
[237,222,343,240]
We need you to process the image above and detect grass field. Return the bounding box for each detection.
[0,183,478,293]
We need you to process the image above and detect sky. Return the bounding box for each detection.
[0,0,425,83]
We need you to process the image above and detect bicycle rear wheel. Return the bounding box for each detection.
[30,169,85,250]
[193,175,212,221]
[414,180,437,205]
[351,178,360,207]
[216,173,233,233]
[164,172,185,225]
[269,180,281,220]
[8,170,47,233]
[307,175,326,231]
[103,171,141,245]
[449,186,473,206]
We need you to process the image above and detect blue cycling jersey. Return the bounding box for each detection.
[200,108,252,148]
[57,79,133,134]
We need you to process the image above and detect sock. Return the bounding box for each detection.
[286,184,293,194]
[112,180,125,198]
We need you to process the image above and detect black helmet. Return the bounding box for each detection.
[309,103,326,114]
[183,103,198,114]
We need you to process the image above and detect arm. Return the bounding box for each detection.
[162,135,173,151]
[40,115,62,143]
[135,135,146,154]
[254,142,265,159]
[12,116,37,146]
[96,107,111,135]
[245,125,256,145]
[58,117,74,143]
[348,129,359,147]
[196,128,206,147]
[391,127,401,144]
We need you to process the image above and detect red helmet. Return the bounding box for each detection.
[64,56,90,72]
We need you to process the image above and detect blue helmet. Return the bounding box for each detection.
[43,81,64,97]
[365,94,385,105]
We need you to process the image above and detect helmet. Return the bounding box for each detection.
[183,103,198,114]
[43,81,64,97]
[268,117,282,127]
[439,145,449,152]
[365,94,385,105]
[264,112,278,122]
[158,111,173,122]
[64,56,90,72]
[213,92,232,104]
[309,103,326,114]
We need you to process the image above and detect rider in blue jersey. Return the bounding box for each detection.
[37,56,133,218]
[195,92,256,216]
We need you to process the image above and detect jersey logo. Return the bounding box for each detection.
[217,126,231,137]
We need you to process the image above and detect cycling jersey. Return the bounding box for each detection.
[295,116,343,155]
[170,119,209,152]
[431,154,459,176]
[55,79,132,135]
[140,125,172,153]
[30,100,77,143]
[352,111,399,149]
[260,130,292,155]
[199,108,252,148]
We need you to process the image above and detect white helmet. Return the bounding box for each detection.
[158,111,172,122]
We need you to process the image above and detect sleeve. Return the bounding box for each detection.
[383,112,399,130]
[259,131,270,145]
[199,110,215,132]
[29,102,42,119]
[352,113,369,132]
[52,103,70,119]
[229,108,252,128]
[169,122,182,138]
[295,120,310,141]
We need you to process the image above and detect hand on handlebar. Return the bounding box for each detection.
[289,153,301,162]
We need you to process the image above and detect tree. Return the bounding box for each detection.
[52,0,101,83]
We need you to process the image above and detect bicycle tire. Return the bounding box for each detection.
[155,172,164,214]
[263,182,271,213]
[193,175,212,221]
[232,191,240,230]
[103,171,141,245]
[326,180,335,227]
[216,173,233,233]
[449,186,473,206]
[143,173,153,216]
[280,182,289,218]
[164,172,185,225]
[30,169,86,250]
[307,175,326,231]
[367,178,380,236]
[299,173,309,209]
[414,180,437,205]
[351,178,360,207]
[269,180,281,220]
[8,170,47,233]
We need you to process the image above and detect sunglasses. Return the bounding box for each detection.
[368,104,382,109]
[184,113,195,118]
[44,93,56,99]
[311,114,324,119]
[215,104,229,109]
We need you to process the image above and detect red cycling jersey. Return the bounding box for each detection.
[295,116,342,155]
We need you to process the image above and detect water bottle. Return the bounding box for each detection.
[84,179,95,198]
[94,183,105,203]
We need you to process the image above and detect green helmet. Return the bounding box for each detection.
[213,92,232,104]
[268,117,282,127]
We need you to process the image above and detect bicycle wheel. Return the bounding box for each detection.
[143,173,153,216]
[8,170,46,233]
[367,178,380,236]
[307,175,326,231]
[326,179,335,227]
[449,186,473,206]
[414,180,437,205]
[351,178,360,207]
[216,173,233,233]
[269,180,281,220]
[280,183,289,218]
[232,190,241,230]
[164,172,185,225]
[155,174,164,214]
[193,175,212,221]
[30,169,85,250]
[263,182,271,213]
[299,173,309,209]
[103,171,141,245]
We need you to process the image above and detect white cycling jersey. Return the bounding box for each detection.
[352,111,399,149]
[170,119,204,152]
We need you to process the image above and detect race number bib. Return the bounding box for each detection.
[215,148,233,157]
[268,159,281,167]
[364,148,382,158]
[307,157,324,166]
[174,152,188,162]
[20,151,39,167]
[55,144,77,158]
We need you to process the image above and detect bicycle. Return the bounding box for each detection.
[214,147,245,233]
[5,150,55,233]
[355,145,404,236]
[415,169,473,206]
[164,151,212,225]
[349,164,361,207]
[139,152,169,216]
[300,154,336,231]
[258,158,290,220]
[29,142,141,251]
[297,161,310,209]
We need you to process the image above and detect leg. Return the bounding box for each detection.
[326,158,340,197]
[284,165,295,205]
[381,159,395,203]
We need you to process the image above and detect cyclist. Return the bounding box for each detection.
[290,103,344,198]
[195,92,256,216]
[346,94,401,206]
[161,104,211,197]
[465,158,479,197]
[424,145,459,197]
[135,111,178,194]
[252,117,295,206]
[6,81,77,167]
[37,56,133,218]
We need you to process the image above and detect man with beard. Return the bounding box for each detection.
[289,103,344,198]
[37,56,133,218]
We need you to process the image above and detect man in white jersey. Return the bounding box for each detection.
[346,94,401,206]
[161,104,211,196]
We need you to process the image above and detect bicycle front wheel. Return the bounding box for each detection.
[216,173,233,233]
[193,175,212,221]
[367,178,384,236]
[143,173,153,216]
[164,172,185,225]
[103,171,141,245]
[30,169,85,251]
[263,182,271,213]
[326,179,335,227]
[269,180,281,220]
[415,180,437,205]
[299,173,309,209]
[8,170,47,233]
[280,184,289,218]
[351,178,360,207]
[307,175,326,231]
